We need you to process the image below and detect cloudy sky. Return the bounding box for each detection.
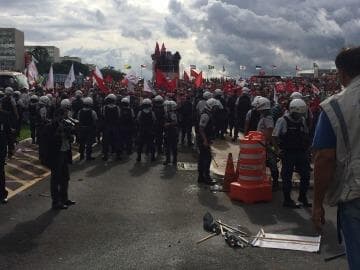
[1,0,360,78]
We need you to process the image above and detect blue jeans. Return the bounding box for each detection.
[338,198,360,270]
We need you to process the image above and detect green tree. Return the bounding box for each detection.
[31,46,51,75]
[53,61,90,76]
[100,67,125,81]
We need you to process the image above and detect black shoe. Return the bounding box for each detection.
[298,196,312,208]
[102,156,108,161]
[80,154,85,161]
[172,160,177,166]
[283,199,301,209]
[151,156,156,162]
[64,200,76,206]
[163,160,170,165]
[204,177,216,186]
[52,203,68,210]
[272,181,279,191]
[136,156,141,162]
[86,156,95,161]
[1,198,8,204]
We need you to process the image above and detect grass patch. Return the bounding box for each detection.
[19,124,31,141]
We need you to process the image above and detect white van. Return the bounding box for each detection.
[0,71,29,91]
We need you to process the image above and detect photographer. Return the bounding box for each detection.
[45,99,76,210]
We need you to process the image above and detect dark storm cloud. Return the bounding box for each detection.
[164,17,188,38]
[167,0,360,74]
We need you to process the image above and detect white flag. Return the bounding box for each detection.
[239,65,246,70]
[45,65,54,90]
[27,60,38,85]
[64,63,75,89]
[125,70,139,85]
[144,80,156,95]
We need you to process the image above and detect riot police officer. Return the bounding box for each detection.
[0,107,11,203]
[273,99,312,208]
[38,96,51,165]
[78,97,97,161]
[71,90,84,120]
[163,100,178,165]
[197,98,220,185]
[233,87,251,141]
[178,94,193,146]
[152,95,165,155]
[1,87,18,158]
[102,94,121,161]
[136,98,156,162]
[119,97,135,155]
[29,95,39,144]
[47,99,76,210]
[213,89,227,139]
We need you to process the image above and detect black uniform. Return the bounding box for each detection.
[41,109,74,209]
[178,98,193,146]
[153,103,165,154]
[119,105,135,154]
[278,115,311,206]
[136,109,156,162]
[197,108,215,184]
[102,104,121,160]
[28,100,38,144]
[1,96,17,158]
[78,108,97,160]
[227,94,237,137]
[71,97,83,120]
[214,96,227,139]
[164,110,178,165]
[233,94,251,140]
[0,111,11,203]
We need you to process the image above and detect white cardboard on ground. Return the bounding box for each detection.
[251,231,321,253]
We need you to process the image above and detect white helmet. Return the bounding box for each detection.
[214,89,223,96]
[39,96,50,106]
[251,96,262,107]
[83,97,93,106]
[75,90,83,97]
[203,91,213,100]
[60,98,71,109]
[242,87,251,95]
[290,91,303,100]
[46,93,53,99]
[14,90,21,97]
[5,87,13,95]
[121,97,130,104]
[206,98,222,111]
[0,91,4,97]
[289,99,307,114]
[154,95,164,103]
[142,98,152,106]
[255,97,271,111]
[30,95,39,101]
[170,100,177,111]
[105,93,116,102]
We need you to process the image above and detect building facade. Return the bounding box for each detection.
[25,45,60,63]
[0,28,24,71]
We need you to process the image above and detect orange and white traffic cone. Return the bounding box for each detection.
[223,153,236,192]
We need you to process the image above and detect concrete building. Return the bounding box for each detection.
[0,28,25,71]
[25,45,60,63]
[60,56,82,63]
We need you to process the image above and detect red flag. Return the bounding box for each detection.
[183,71,190,81]
[285,80,295,92]
[121,78,128,86]
[104,75,113,83]
[155,69,168,89]
[93,67,110,94]
[311,84,320,94]
[190,69,198,78]
[194,71,203,88]
[155,42,160,56]
[275,82,286,92]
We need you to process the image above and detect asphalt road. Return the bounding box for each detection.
[0,145,348,270]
